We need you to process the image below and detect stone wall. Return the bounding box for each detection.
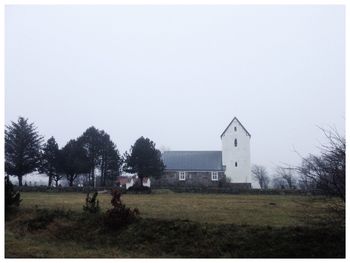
[153,171,226,187]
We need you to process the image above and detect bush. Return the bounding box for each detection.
[152,189,175,194]
[83,191,100,214]
[103,189,139,230]
[5,176,21,212]
[127,185,151,194]
[152,186,315,195]
[16,186,114,193]
[26,208,72,231]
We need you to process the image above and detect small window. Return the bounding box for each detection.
[234,139,238,147]
[235,162,238,167]
[234,126,237,131]
[179,171,186,181]
[211,172,219,181]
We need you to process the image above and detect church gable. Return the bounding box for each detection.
[220,117,251,138]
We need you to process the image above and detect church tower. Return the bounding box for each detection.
[221,117,251,184]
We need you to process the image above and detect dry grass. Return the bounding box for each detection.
[20,192,331,226]
[6,192,344,258]
[5,230,132,258]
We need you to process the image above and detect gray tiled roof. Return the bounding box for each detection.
[162,151,224,171]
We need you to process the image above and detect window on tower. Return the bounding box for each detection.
[235,162,238,167]
[234,139,237,147]
[234,126,237,131]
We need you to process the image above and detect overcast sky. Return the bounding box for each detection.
[5,5,345,173]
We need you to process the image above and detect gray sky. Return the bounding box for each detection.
[5,5,345,173]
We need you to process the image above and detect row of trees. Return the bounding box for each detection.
[251,128,345,201]
[251,165,298,190]
[5,117,165,187]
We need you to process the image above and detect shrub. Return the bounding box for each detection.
[152,189,174,194]
[5,176,21,212]
[103,189,139,230]
[83,191,100,214]
[127,185,151,194]
[27,208,72,231]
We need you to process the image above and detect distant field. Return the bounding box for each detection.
[20,192,331,226]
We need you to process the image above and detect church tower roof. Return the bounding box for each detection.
[220,117,251,138]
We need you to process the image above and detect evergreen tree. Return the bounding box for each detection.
[100,132,121,186]
[39,137,60,187]
[78,127,121,187]
[59,139,90,187]
[78,127,104,187]
[5,117,43,186]
[124,137,165,187]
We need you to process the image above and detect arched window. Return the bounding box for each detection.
[234,126,237,131]
[234,139,237,147]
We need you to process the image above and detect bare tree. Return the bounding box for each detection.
[251,165,270,189]
[297,163,317,191]
[274,166,297,189]
[272,176,288,189]
[297,128,345,202]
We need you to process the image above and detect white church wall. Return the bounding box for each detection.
[221,118,251,184]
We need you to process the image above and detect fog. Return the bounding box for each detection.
[5,5,345,177]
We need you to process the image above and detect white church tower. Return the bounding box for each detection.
[221,117,251,184]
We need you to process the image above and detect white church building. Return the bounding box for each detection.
[158,117,252,188]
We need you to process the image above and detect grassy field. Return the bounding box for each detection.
[5,191,345,258]
[19,192,331,226]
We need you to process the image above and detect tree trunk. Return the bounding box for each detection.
[18,175,23,187]
[103,166,106,187]
[55,179,58,187]
[103,164,107,186]
[88,170,91,186]
[100,158,105,187]
[68,174,75,187]
[48,175,53,187]
[139,176,144,187]
[91,167,95,187]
